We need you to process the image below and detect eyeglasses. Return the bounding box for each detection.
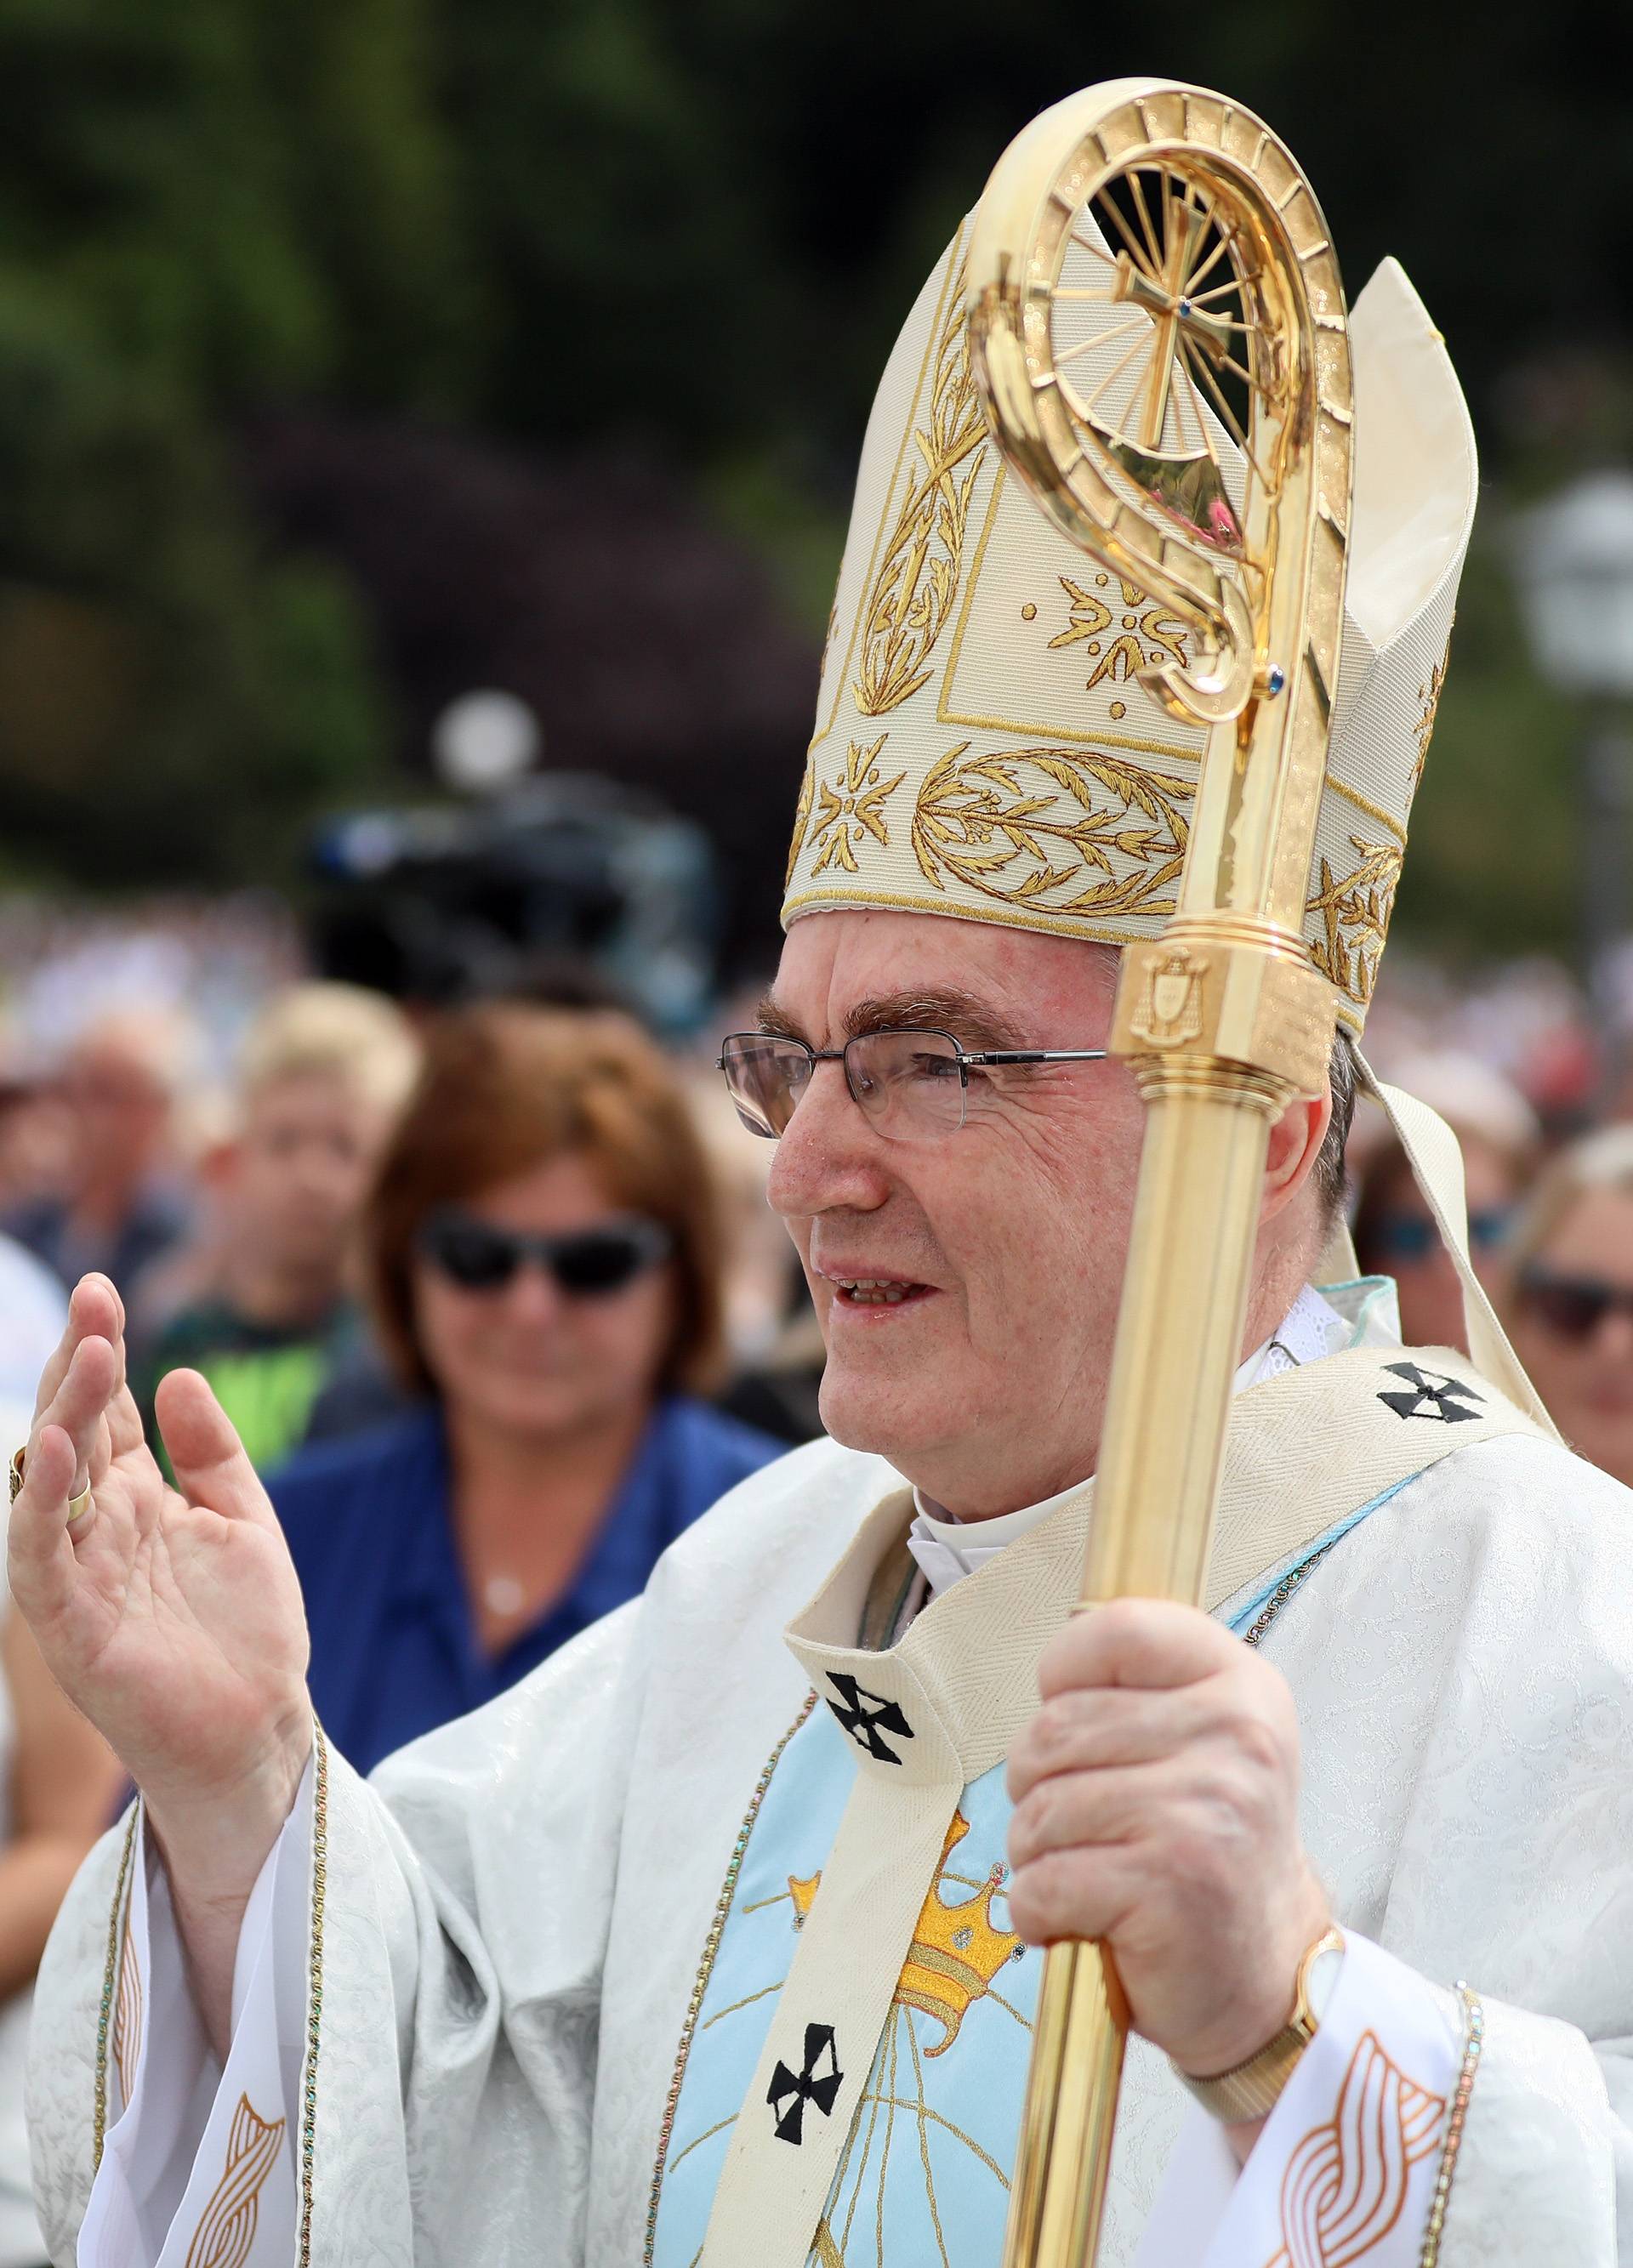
[1368,1207,1513,1263]
[418,1210,674,1296]
[718,1027,1110,1142]
[1518,1263,1633,1344]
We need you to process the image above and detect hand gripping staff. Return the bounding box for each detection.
[965,81,1354,2268]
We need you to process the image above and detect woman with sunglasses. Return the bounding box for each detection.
[1351,1052,1537,1350]
[262,1003,782,1772]
[1504,1125,1633,1490]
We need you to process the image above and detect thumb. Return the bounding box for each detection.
[154,1369,278,1530]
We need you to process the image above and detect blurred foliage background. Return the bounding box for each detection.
[0,0,1629,972]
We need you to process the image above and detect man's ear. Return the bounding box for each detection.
[1260,1089,1331,1226]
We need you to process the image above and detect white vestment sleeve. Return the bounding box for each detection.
[75,1759,313,2268]
[1135,1932,1464,2267]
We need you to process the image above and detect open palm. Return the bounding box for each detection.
[8,1276,312,1808]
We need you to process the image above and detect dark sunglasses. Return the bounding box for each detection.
[418,1210,674,1297]
[1518,1263,1633,1344]
[1368,1207,1513,1263]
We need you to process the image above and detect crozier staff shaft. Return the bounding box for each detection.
[965,79,1354,2268]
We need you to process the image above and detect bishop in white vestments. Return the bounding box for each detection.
[16,92,1633,2268]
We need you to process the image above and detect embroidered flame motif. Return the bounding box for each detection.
[1266,2032,1444,2268]
[113,1917,142,2112]
[788,1813,1021,2056]
[1048,572,1191,693]
[185,2093,287,2268]
[810,735,908,874]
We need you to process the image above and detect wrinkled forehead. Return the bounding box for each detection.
[770,908,1119,1043]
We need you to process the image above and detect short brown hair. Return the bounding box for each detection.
[364,1003,727,1398]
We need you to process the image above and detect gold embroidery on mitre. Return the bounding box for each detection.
[1266,2031,1444,2268]
[186,2094,287,2268]
[1306,837,1404,1010]
[854,264,988,718]
[1411,631,1453,798]
[785,756,816,890]
[1048,573,1191,694]
[788,1813,1022,2056]
[910,744,1190,916]
[810,735,908,874]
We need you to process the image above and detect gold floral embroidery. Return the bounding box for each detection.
[186,2094,287,2268]
[785,756,816,890]
[811,736,908,874]
[1306,838,1404,1009]
[1266,2031,1444,2268]
[1049,572,1191,693]
[1411,630,1453,797]
[854,264,988,717]
[910,743,1190,917]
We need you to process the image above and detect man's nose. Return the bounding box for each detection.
[765,1060,890,1221]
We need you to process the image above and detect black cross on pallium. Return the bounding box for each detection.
[826,1672,913,1765]
[767,2022,843,2145]
[1377,1361,1485,1424]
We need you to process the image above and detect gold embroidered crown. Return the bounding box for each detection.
[789,1812,1021,2056]
[782,176,1477,1033]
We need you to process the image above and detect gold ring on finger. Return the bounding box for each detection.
[65,1484,94,1533]
[8,1448,24,1505]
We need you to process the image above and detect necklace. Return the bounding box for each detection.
[483,1573,526,1619]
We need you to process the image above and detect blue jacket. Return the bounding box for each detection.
[267,1396,784,1775]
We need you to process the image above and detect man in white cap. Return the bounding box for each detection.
[15,98,1633,2268]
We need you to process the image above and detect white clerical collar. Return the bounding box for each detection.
[905,1283,1351,1603]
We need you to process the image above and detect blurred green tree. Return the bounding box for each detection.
[0,0,462,888]
[0,0,1624,963]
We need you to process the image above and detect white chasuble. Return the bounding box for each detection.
[29,1302,1633,2267]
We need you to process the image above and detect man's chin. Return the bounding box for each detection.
[816,1365,959,1469]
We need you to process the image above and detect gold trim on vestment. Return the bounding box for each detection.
[1418,1986,1484,2267]
[93,1805,139,2171]
[782,885,1154,944]
[644,1693,818,2267]
[298,1725,329,2268]
[112,1892,144,2114]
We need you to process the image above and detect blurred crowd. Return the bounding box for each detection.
[3,918,1633,2258]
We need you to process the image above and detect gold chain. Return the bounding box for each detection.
[298,1723,329,2268]
[91,1806,139,2172]
[642,1693,816,2265]
[1418,1983,1484,2266]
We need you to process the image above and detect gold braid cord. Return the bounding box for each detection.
[966,80,1353,2268]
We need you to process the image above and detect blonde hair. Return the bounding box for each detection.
[237,983,420,1122]
[1504,1124,1633,1287]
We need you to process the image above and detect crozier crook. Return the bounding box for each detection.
[965,78,1354,2268]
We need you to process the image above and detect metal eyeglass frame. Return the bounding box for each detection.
[717,1026,1111,1140]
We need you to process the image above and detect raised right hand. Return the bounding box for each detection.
[7,1274,312,1867]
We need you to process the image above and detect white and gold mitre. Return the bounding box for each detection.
[782,214,1476,1032]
